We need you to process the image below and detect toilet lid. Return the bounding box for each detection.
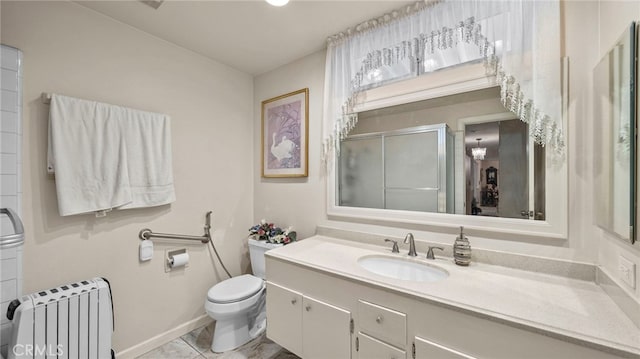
[207,274,264,303]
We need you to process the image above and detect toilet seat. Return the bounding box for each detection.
[207,274,264,304]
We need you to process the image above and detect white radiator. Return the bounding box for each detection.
[6,278,113,359]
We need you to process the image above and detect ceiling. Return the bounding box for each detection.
[77,0,412,75]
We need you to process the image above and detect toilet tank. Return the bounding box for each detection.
[248,238,282,279]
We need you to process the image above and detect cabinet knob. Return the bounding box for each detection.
[305,305,311,311]
[291,298,297,305]
[376,315,383,324]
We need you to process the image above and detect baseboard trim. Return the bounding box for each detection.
[115,314,212,359]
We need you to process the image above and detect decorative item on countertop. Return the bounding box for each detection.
[453,226,471,266]
[249,219,297,245]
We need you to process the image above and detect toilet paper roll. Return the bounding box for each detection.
[169,252,189,268]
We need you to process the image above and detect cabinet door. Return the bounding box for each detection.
[414,336,476,359]
[266,282,303,357]
[358,332,405,359]
[302,295,351,359]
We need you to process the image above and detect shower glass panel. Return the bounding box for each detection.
[339,124,453,213]
[339,137,384,209]
[385,131,439,212]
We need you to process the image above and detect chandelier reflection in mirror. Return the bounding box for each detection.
[472,138,486,161]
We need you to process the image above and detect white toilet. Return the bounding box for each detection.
[204,238,280,353]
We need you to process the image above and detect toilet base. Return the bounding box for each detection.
[211,316,266,353]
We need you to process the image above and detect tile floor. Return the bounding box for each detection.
[136,321,299,359]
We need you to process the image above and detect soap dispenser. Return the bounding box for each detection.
[453,226,471,266]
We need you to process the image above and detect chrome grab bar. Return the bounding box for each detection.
[138,211,212,244]
[1,208,25,248]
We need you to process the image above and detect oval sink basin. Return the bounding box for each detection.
[358,255,448,282]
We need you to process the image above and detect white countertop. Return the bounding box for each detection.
[266,236,640,357]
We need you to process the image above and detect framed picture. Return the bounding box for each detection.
[486,166,498,186]
[261,88,309,177]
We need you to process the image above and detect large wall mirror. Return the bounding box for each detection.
[340,87,546,220]
[327,63,568,239]
[594,22,637,245]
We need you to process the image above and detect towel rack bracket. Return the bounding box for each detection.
[42,92,51,104]
[139,228,153,240]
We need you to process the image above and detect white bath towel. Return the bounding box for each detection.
[47,94,175,216]
[117,108,175,209]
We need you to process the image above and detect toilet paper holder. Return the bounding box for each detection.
[166,248,189,272]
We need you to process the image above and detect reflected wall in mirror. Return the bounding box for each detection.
[464,120,545,220]
[337,87,546,220]
[593,22,637,244]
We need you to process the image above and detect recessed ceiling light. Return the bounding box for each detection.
[266,0,289,7]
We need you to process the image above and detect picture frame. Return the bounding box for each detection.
[486,166,498,186]
[261,88,309,178]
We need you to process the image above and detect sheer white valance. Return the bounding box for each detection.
[322,0,563,163]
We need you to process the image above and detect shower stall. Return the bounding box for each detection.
[338,123,455,214]
[1,44,24,358]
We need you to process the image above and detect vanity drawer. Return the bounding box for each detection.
[358,300,406,349]
[359,332,406,359]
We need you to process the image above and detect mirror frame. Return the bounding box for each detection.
[327,62,568,240]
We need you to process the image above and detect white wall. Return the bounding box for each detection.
[1,1,254,355]
[253,51,326,239]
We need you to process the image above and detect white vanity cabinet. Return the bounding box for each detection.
[265,245,633,359]
[266,281,352,359]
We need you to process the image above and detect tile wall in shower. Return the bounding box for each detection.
[0,44,23,357]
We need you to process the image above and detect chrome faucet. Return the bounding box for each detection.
[384,239,400,253]
[404,233,417,256]
[426,246,444,260]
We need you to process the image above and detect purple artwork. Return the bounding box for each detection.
[266,100,302,169]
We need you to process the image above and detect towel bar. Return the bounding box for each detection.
[0,208,24,248]
[139,211,211,244]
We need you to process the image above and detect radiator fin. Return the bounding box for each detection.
[7,278,113,359]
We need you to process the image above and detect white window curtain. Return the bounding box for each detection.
[322,0,563,163]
